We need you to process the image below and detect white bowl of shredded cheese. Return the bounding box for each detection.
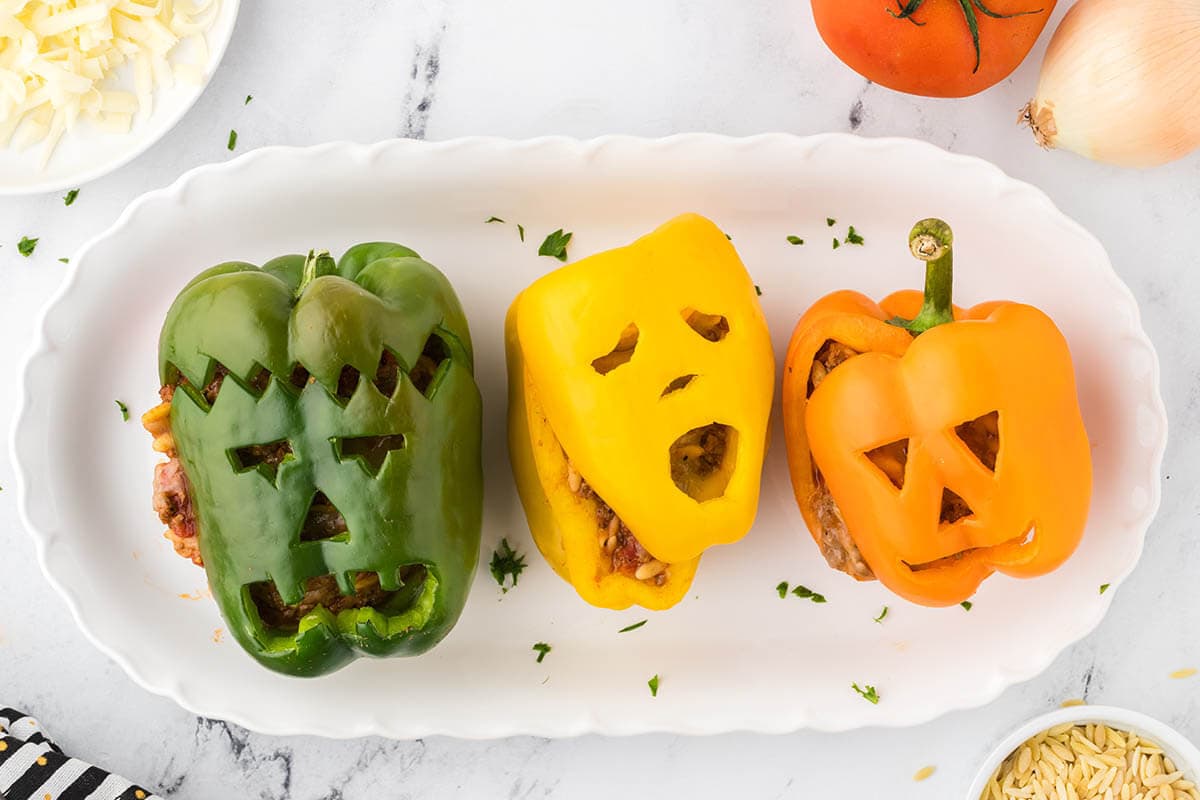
[971,706,1200,800]
[0,0,240,195]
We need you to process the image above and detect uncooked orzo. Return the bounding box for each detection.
[983,723,1198,800]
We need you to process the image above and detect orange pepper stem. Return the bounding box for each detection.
[890,218,956,336]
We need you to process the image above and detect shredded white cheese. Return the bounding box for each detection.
[0,0,220,168]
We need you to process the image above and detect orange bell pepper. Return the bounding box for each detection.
[782,219,1092,607]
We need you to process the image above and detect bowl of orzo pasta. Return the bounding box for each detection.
[970,706,1200,800]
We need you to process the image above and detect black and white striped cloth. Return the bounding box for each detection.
[0,708,161,800]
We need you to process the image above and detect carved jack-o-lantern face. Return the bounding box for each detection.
[156,245,482,676]
[507,214,775,610]
[786,290,1092,607]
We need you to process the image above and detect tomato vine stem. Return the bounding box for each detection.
[887,0,1044,73]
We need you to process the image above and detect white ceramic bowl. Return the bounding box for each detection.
[969,706,1200,799]
[0,0,241,196]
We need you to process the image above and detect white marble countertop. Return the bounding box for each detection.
[1,1,1197,797]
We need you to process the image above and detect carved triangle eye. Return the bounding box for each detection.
[955,411,1000,472]
[231,439,293,485]
[333,434,406,476]
[865,439,908,490]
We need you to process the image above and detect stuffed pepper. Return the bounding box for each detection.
[143,244,483,677]
[506,213,775,610]
[782,218,1091,607]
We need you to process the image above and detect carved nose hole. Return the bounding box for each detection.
[670,423,737,501]
[591,323,639,375]
[333,434,407,476]
[661,374,696,397]
[681,308,729,342]
[864,439,908,491]
[955,411,1000,472]
[410,333,450,397]
[231,439,293,485]
[940,488,974,525]
[300,491,350,542]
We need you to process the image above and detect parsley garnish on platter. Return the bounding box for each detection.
[792,585,827,603]
[618,620,647,633]
[776,581,789,598]
[755,285,763,296]
[17,236,38,257]
[648,674,660,697]
[532,642,551,663]
[845,225,865,245]
[786,235,804,245]
[874,606,889,624]
[245,95,254,105]
[826,217,837,227]
[960,601,973,611]
[115,400,130,422]
[538,229,573,261]
[227,129,238,151]
[1100,583,1111,594]
[517,224,526,242]
[63,189,79,206]
[485,216,505,224]
[489,538,527,592]
[852,683,880,704]
[58,257,69,264]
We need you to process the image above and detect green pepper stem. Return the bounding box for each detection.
[890,218,956,336]
[295,249,335,301]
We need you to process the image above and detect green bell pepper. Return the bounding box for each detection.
[157,244,482,677]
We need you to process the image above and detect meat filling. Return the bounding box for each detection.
[566,462,668,585]
[248,566,427,632]
[807,340,874,579]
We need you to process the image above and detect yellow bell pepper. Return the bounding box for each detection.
[506,213,775,610]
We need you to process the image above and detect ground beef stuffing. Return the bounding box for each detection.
[249,571,411,631]
[566,462,668,584]
[806,340,876,579]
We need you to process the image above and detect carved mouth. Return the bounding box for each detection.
[246,565,432,635]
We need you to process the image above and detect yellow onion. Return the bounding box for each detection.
[1020,0,1200,167]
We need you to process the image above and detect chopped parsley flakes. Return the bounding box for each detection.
[832,238,841,250]
[538,229,573,262]
[63,188,79,206]
[755,284,762,296]
[844,225,865,245]
[245,94,254,105]
[115,400,130,422]
[792,585,826,603]
[852,683,879,704]
[1100,583,1111,594]
[776,581,789,598]
[17,236,38,257]
[489,538,527,592]
[826,217,837,227]
[618,620,647,633]
[786,235,804,245]
[647,674,660,697]
[532,642,551,663]
[58,257,69,264]
[874,606,889,624]
[517,223,526,242]
[227,129,238,151]
[960,601,973,611]
[485,216,505,224]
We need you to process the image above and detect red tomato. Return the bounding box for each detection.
[811,0,1057,98]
